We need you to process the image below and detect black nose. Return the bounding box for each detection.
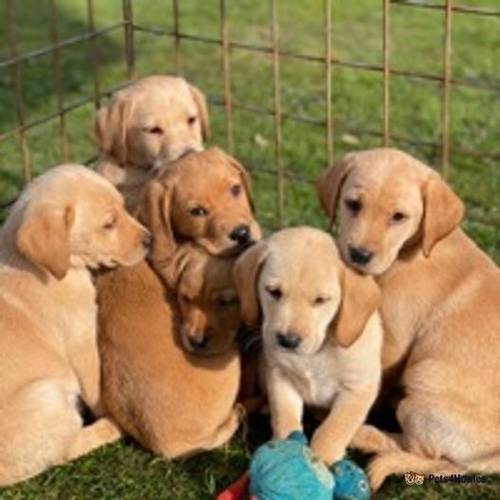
[230,224,251,245]
[142,232,153,250]
[188,334,208,351]
[276,331,301,350]
[349,245,374,265]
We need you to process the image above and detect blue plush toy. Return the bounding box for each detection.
[249,431,370,500]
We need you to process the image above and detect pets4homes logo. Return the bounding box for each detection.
[405,471,490,486]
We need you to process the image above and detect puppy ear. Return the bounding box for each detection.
[188,84,210,141]
[161,244,191,290]
[17,204,74,280]
[316,153,355,225]
[233,242,268,326]
[138,179,176,272]
[422,174,464,257]
[93,94,130,165]
[331,267,380,348]
[222,150,256,212]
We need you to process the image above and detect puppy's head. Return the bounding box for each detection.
[138,147,261,273]
[233,227,380,355]
[164,245,241,356]
[15,165,150,279]
[317,148,464,275]
[94,75,208,169]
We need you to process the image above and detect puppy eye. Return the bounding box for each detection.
[189,206,208,217]
[313,296,330,306]
[180,294,192,303]
[345,199,362,214]
[266,286,282,300]
[391,211,407,223]
[230,184,242,197]
[187,116,197,125]
[145,126,164,135]
[102,218,116,230]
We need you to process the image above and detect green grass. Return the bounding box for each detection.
[1,1,500,498]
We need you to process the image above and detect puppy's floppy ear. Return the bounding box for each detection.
[233,241,268,326]
[331,267,380,348]
[93,93,131,165]
[138,179,176,271]
[316,153,356,225]
[188,84,210,141]
[161,244,192,290]
[422,173,464,257]
[222,149,256,212]
[17,204,74,280]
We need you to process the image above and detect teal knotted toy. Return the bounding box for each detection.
[249,431,370,500]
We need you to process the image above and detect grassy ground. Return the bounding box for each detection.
[1,0,499,498]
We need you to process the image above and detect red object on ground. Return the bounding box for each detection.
[216,471,250,500]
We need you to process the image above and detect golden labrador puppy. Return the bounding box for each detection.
[94,75,209,208]
[0,165,149,486]
[139,147,261,279]
[317,148,500,488]
[97,245,243,458]
[233,227,382,466]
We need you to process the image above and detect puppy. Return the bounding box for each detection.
[0,165,149,486]
[139,147,261,278]
[97,245,243,458]
[94,75,209,208]
[317,148,500,488]
[233,227,382,466]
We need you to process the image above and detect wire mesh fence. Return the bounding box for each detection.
[1,1,499,246]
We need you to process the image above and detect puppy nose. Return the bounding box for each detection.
[348,245,374,266]
[276,331,301,350]
[229,224,251,245]
[188,333,208,351]
[142,232,153,250]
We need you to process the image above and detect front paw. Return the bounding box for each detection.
[310,435,344,466]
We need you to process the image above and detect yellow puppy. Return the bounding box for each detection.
[233,227,382,466]
[0,165,149,486]
[317,148,500,489]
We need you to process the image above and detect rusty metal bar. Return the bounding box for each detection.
[122,0,136,80]
[324,0,333,164]
[0,23,124,70]
[441,0,453,176]
[5,0,32,182]
[391,0,500,17]
[271,0,284,227]
[131,25,500,94]
[172,0,182,74]
[48,0,70,162]
[220,0,234,153]
[383,0,390,146]
[86,0,101,110]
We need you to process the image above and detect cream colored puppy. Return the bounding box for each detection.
[94,75,209,207]
[317,148,500,489]
[0,165,150,486]
[233,227,382,465]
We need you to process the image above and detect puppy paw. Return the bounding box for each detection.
[310,436,343,466]
[367,455,390,492]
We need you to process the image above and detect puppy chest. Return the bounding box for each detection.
[278,353,340,408]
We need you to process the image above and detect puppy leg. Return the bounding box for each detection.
[267,368,303,439]
[64,417,121,462]
[349,424,403,454]
[0,379,86,486]
[368,451,458,491]
[310,384,378,465]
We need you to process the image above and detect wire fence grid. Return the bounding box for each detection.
[1,0,499,230]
